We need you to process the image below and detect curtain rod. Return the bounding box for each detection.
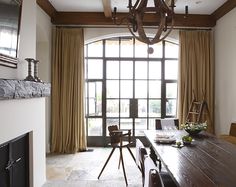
[53,25,212,31]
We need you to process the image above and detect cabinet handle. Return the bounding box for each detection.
[5,160,14,171]
[15,157,21,163]
[5,157,22,170]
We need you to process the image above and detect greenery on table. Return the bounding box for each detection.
[181,121,207,131]
[181,122,207,135]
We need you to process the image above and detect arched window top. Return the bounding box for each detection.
[84,28,179,45]
[85,37,178,59]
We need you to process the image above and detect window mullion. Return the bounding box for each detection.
[161,40,166,118]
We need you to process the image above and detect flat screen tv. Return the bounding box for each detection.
[0,0,22,68]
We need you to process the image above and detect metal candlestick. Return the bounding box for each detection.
[24,58,35,81]
[33,59,42,82]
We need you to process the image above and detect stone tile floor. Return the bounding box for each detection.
[43,147,142,187]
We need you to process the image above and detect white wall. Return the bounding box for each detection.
[0,98,46,187]
[84,27,179,44]
[0,0,46,186]
[214,7,236,135]
[36,5,52,153]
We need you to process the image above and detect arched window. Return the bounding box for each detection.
[85,37,178,146]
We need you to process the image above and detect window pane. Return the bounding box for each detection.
[135,80,147,98]
[149,81,161,98]
[106,118,119,136]
[87,59,103,79]
[135,40,148,57]
[107,61,119,79]
[166,83,177,98]
[88,82,102,116]
[121,38,133,57]
[135,61,147,79]
[135,118,147,136]
[120,61,133,79]
[149,42,162,58]
[120,118,132,130]
[166,99,177,116]
[120,99,129,117]
[149,118,156,130]
[88,118,102,136]
[87,41,103,57]
[105,39,119,57]
[149,100,161,117]
[107,99,119,117]
[149,61,161,79]
[165,42,178,58]
[120,80,133,98]
[165,60,178,80]
[107,80,119,98]
[138,99,147,117]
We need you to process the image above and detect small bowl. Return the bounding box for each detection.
[182,135,193,145]
[185,129,202,136]
[183,140,192,145]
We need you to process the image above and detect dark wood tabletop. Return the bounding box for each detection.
[144,130,236,187]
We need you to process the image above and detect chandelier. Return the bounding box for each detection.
[112,0,176,45]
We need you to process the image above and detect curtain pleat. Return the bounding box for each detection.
[51,27,87,153]
[178,30,214,133]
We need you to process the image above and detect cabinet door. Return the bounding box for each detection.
[11,135,29,187]
[0,143,9,187]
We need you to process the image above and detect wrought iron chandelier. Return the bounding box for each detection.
[112,0,176,45]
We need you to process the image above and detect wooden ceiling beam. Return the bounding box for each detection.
[36,0,57,20]
[211,0,236,20]
[102,0,112,18]
[53,12,216,28]
[174,14,215,28]
[37,0,236,28]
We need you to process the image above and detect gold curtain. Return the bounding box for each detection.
[178,30,214,133]
[51,27,87,153]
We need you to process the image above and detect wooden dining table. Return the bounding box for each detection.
[144,130,236,187]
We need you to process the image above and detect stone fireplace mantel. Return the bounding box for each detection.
[0,79,49,186]
[0,79,51,100]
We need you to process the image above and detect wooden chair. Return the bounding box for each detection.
[137,146,147,186]
[139,147,177,187]
[136,139,145,168]
[97,125,136,186]
[220,123,236,145]
[229,123,236,136]
[155,118,179,130]
[149,169,163,187]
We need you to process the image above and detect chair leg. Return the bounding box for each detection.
[98,147,116,179]
[150,146,162,171]
[127,146,142,172]
[127,146,136,163]
[118,154,121,169]
[119,147,128,186]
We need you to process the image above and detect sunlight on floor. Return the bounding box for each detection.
[43,147,142,187]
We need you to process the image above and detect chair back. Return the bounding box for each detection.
[155,119,179,130]
[149,169,163,187]
[108,125,121,145]
[139,147,147,186]
[136,139,145,166]
[230,123,236,137]
[144,156,160,187]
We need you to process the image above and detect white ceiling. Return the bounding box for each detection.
[49,0,227,15]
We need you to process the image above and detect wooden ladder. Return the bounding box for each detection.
[186,99,209,123]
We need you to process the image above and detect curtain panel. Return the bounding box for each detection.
[51,27,87,153]
[178,30,214,133]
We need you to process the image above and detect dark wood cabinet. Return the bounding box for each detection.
[0,134,29,187]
